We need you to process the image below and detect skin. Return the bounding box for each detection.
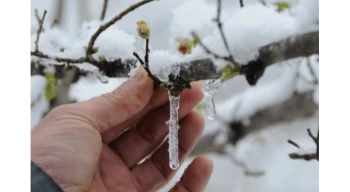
[31,67,213,192]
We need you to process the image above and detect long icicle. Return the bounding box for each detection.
[166,91,180,170]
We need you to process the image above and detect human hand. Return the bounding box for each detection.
[31,67,213,192]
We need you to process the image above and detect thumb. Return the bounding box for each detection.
[73,66,154,133]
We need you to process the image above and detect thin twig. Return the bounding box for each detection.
[34,9,41,24]
[239,0,244,7]
[133,52,160,84]
[306,57,319,84]
[316,128,319,159]
[289,153,318,161]
[145,39,150,68]
[192,32,231,62]
[133,52,145,65]
[34,10,47,53]
[307,128,317,144]
[287,140,300,149]
[214,0,239,69]
[86,0,157,57]
[51,0,63,28]
[288,128,319,161]
[100,0,109,20]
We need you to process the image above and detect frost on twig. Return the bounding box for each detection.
[288,128,319,161]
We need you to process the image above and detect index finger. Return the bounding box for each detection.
[72,67,154,133]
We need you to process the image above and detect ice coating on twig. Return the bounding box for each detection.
[166,91,180,170]
[203,79,222,119]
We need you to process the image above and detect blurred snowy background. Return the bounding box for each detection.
[31,0,319,191]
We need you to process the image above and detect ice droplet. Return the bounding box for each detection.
[94,70,109,84]
[202,79,222,120]
[166,91,180,170]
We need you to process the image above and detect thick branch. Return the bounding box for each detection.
[259,31,319,65]
[32,31,318,83]
[86,0,157,57]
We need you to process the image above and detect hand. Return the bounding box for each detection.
[31,67,213,192]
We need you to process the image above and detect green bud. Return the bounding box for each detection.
[221,65,240,82]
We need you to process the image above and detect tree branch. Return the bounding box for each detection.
[239,0,244,7]
[306,57,319,84]
[100,0,109,20]
[32,31,319,84]
[213,0,239,69]
[192,91,318,154]
[34,10,47,52]
[34,9,41,25]
[86,0,158,57]
[288,128,319,161]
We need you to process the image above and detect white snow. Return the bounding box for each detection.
[31,75,47,105]
[168,0,228,53]
[217,65,297,122]
[196,3,300,69]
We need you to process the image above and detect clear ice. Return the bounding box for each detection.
[203,79,222,120]
[166,91,180,170]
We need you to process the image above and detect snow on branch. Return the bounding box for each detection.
[32,30,319,84]
[31,0,157,73]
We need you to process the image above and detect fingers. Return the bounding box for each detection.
[109,83,203,168]
[169,156,213,192]
[131,111,205,191]
[101,84,169,143]
[70,67,154,133]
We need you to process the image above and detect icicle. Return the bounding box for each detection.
[202,79,222,120]
[94,70,109,84]
[166,91,180,170]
